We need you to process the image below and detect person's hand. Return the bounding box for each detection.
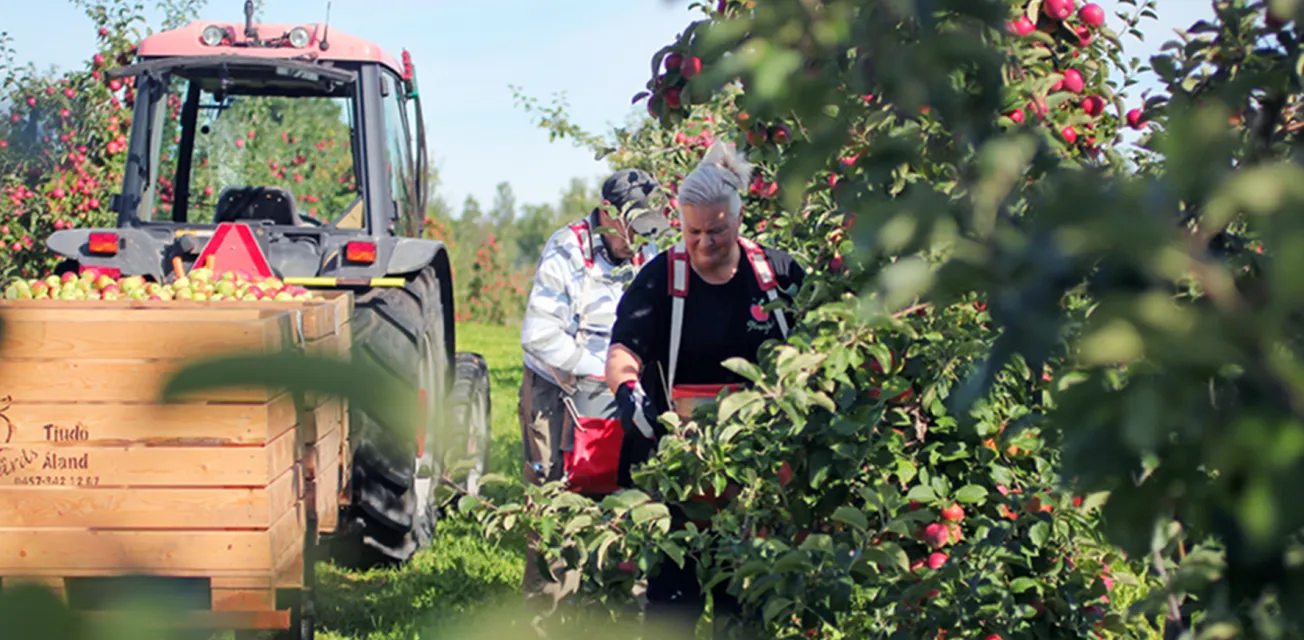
[615,379,657,439]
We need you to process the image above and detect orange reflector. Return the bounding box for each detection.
[345,241,377,263]
[88,232,119,255]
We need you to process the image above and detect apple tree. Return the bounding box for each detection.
[463,0,1224,638]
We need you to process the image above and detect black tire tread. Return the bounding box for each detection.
[332,268,445,569]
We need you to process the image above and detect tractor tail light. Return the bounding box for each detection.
[345,241,376,264]
[88,232,120,255]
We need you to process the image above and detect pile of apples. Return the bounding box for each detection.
[2,268,323,301]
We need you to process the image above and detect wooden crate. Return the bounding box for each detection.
[0,291,354,629]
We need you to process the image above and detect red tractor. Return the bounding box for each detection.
[43,0,491,611]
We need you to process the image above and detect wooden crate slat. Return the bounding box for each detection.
[0,313,294,360]
[0,427,298,488]
[211,587,276,612]
[1,395,297,446]
[0,296,346,341]
[0,360,278,403]
[0,501,304,573]
[0,465,299,529]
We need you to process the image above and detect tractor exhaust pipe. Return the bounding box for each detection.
[243,0,257,40]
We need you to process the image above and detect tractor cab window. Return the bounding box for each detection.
[379,72,417,235]
[142,71,361,228]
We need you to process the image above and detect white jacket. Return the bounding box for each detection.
[520,213,660,389]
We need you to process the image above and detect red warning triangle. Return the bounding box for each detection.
[192,222,274,279]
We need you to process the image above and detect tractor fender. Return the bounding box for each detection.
[384,237,457,374]
[384,237,446,276]
[45,228,170,281]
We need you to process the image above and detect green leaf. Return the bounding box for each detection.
[563,515,594,536]
[717,390,763,422]
[831,506,869,532]
[954,484,989,504]
[721,357,766,383]
[595,531,619,568]
[906,484,936,502]
[772,549,811,573]
[861,542,909,572]
[762,596,794,624]
[1028,521,1050,547]
[658,540,686,568]
[1009,577,1039,594]
[631,503,670,526]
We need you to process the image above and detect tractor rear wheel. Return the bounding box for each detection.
[449,352,491,498]
[330,266,447,569]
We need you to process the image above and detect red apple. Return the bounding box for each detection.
[941,503,965,522]
[1062,68,1085,93]
[1060,126,1078,144]
[1043,0,1075,21]
[1126,108,1144,129]
[1079,3,1105,27]
[777,461,793,487]
[921,522,949,549]
[1081,95,1105,116]
[664,52,683,74]
[1006,108,1025,124]
[680,56,702,78]
[1007,16,1036,36]
[664,87,682,109]
[927,551,948,569]
[770,123,792,144]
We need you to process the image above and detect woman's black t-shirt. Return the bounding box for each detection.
[609,243,806,487]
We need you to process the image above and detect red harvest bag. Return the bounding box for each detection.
[562,377,624,496]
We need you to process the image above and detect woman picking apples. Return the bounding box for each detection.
[604,140,806,634]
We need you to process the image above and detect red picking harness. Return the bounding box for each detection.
[663,237,790,419]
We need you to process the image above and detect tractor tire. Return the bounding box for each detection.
[330,265,449,570]
[448,352,491,498]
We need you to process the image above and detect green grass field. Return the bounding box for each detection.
[314,323,531,640]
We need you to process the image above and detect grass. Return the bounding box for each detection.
[313,322,532,640]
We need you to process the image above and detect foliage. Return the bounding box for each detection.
[465,0,1304,638]
[458,233,528,325]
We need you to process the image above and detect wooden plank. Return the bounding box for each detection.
[0,466,299,528]
[0,360,278,403]
[0,427,298,488]
[305,333,345,359]
[0,501,304,573]
[0,297,340,341]
[0,313,294,360]
[211,587,275,611]
[1,395,297,446]
[316,452,340,534]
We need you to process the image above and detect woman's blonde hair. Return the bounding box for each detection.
[678,140,753,219]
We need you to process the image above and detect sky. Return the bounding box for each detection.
[5,0,1210,214]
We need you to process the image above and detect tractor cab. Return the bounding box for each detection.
[47,3,429,284]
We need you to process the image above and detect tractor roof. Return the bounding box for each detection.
[137,20,405,79]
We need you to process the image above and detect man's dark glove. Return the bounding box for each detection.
[615,379,657,439]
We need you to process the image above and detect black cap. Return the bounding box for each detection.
[600,168,669,238]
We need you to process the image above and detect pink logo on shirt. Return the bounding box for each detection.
[750,303,770,322]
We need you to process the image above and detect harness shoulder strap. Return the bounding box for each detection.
[667,241,690,395]
[567,220,594,269]
[738,238,789,338]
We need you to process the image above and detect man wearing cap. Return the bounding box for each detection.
[518,168,668,605]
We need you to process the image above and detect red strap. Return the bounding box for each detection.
[738,237,778,292]
[668,244,690,297]
[568,221,594,269]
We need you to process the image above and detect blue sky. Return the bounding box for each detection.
[7,0,1208,213]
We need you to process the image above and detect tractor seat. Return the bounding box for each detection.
[214,186,302,227]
